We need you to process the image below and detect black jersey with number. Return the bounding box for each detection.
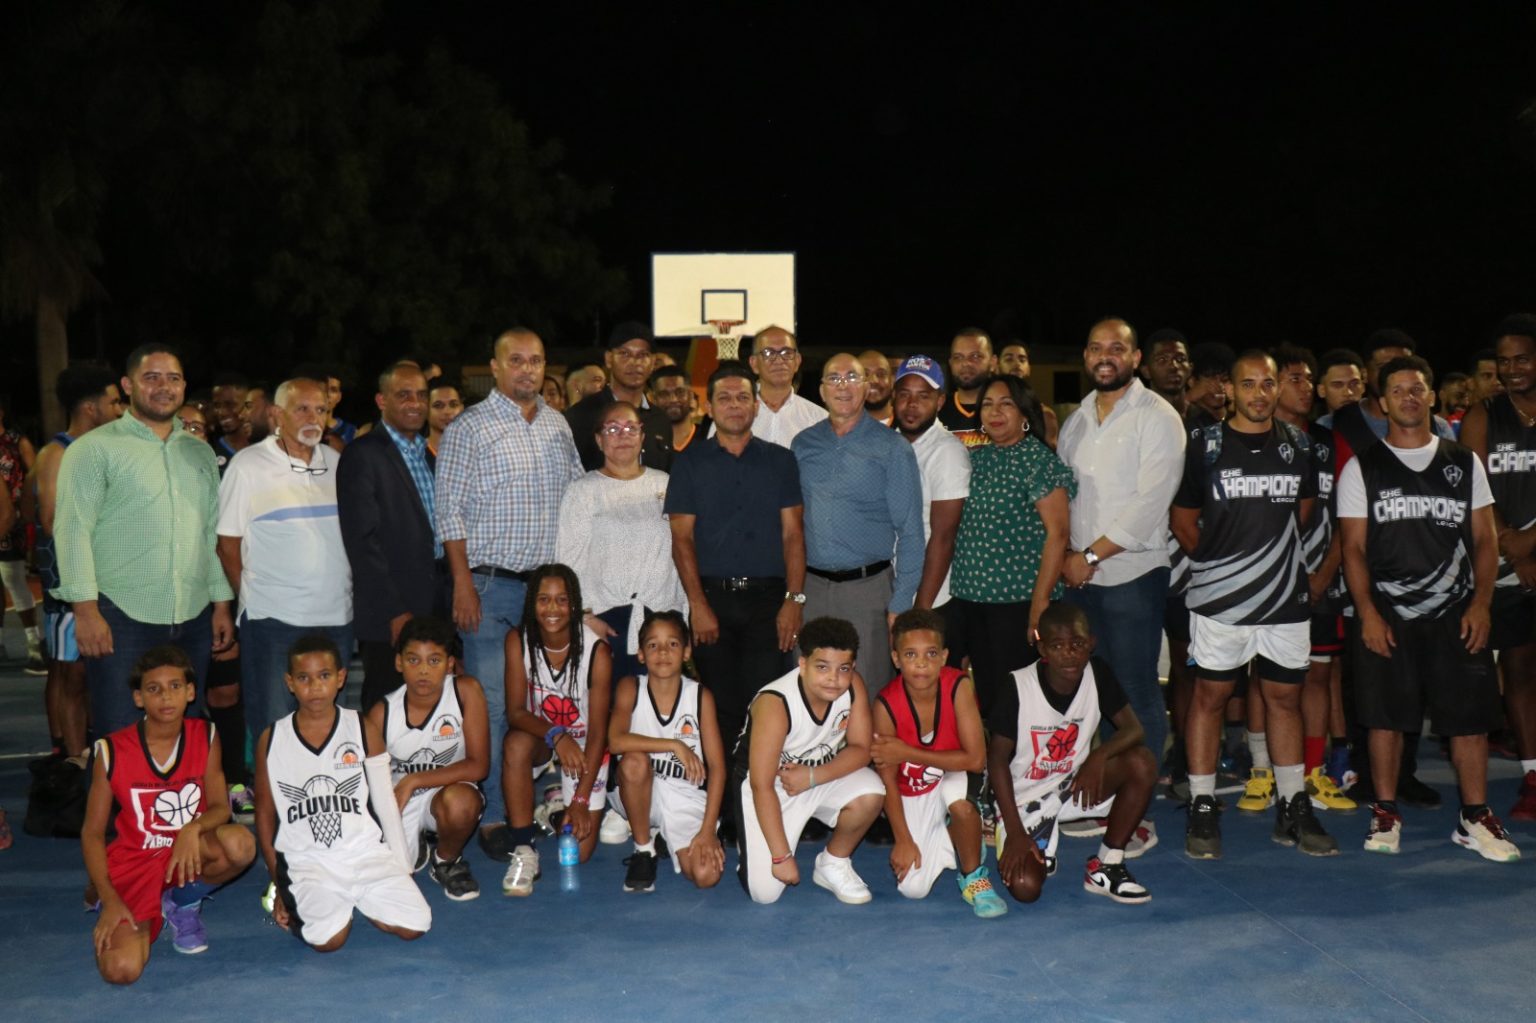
[1175,422,1314,625]
[1301,422,1335,574]
[1481,395,1536,588]
[1360,439,1475,620]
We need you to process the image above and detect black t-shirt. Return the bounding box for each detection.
[937,391,987,449]
[1360,439,1475,621]
[987,656,1127,740]
[1174,421,1315,625]
[1483,394,1536,584]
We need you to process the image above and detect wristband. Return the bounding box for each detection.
[808,765,816,788]
[771,852,793,864]
[544,725,567,749]
[570,794,590,807]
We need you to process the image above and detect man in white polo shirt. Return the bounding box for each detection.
[217,376,353,745]
[746,326,828,448]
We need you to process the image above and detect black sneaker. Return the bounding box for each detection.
[1185,795,1222,859]
[1084,857,1151,905]
[430,855,481,901]
[1272,791,1339,856]
[624,850,658,893]
[413,831,433,874]
[1398,774,1442,809]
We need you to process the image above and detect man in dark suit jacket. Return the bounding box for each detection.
[337,360,446,710]
[564,321,674,471]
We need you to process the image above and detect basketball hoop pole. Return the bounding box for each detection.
[708,320,745,361]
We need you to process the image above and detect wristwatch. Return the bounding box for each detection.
[785,591,807,604]
[1081,549,1101,567]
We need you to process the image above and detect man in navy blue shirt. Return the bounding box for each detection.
[666,361,807,767]
[793,352,925,693]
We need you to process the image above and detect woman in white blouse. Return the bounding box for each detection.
[556,401,687,681]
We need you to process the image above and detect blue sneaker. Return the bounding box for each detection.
[958,866,1008,919]
[161,889,209,954]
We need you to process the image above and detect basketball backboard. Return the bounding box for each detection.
[651,252,796,339]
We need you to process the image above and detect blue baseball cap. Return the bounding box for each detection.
[895,354,945,391]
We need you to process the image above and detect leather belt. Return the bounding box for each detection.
[806,560,891,583]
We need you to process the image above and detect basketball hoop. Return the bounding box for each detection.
[708,319,746,360]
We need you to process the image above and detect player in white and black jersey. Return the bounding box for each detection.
[1172,350,1336,859]
[608,611,728,893]
[366,617,489,901]
[254,635,432,951]
[1339,355,1519,862]
[1459,316,1536,822]
[988,603,1158,905]
[733,617,885,905]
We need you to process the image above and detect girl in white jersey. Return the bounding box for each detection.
[499,564,613,896]
[608,611,728,893]
[365,617,490,902]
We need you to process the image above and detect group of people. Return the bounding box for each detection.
[6,311,1535,985]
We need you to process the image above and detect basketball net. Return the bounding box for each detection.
[709,320,745,360]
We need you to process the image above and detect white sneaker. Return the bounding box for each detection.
[1059,817,1107,838]
[1452,809,1521,863]
[1364,805,1401,855]
[1124,819,1158,859]
[501,844,539,896]
[812,851,871,905]
[599,810,631,845]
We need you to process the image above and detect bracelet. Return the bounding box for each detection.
[570,794,590,808]
[771,852,792,864]
[808,765,816,788]
[544,725,567,749]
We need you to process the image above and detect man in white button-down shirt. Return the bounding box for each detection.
[1056,318,1187,767]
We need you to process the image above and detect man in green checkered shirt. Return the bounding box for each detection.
[53,343,235,736]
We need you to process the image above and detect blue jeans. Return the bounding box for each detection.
[241,615,354,744]
[458,574,527,825]
[85,596,213,740]
[1064,567,1171,768]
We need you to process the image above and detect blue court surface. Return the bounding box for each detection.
[2,625,1532,1023]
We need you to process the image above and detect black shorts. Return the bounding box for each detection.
[1489,588,1536,652]
[1352,608,1500,737]
[1310,613,1344,659]
[1163,591,1190,644]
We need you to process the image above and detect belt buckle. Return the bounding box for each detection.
[725,577,750,592]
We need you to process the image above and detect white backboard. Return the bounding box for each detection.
[651,252,796,338]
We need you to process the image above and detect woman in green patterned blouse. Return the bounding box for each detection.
[947,375,1077,714]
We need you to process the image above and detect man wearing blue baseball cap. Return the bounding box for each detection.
[893,356,972,623]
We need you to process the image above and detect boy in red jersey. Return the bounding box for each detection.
[82,646,256,984]
[872,609,1003,918]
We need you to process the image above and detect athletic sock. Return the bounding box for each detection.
[508,825,539,848]
[1461,803,1490,822]
[1274,763,1305,801]
[634,839,656,855]
[1097,843,1124,865]
[1521,759,1536,775]
[170,879,214,907]
[1189,773,1217,799]
[25,625,41,644]
[1247,731,1271,770]
[1303,736,1326,774]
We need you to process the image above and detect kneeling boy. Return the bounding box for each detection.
[255,635,431,951]
[735,617,885,905]
[608,610,728,892]
[873,609,1004,918]
[989,602,1158,906]
[367,617,490,901]
[83,646,256,984]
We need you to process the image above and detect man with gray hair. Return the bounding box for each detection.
[217,375,352,743]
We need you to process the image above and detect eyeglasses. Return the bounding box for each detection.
[501,355,546,370]
[287,454,328,476]
[611,347,653,363]
[600,422,644,437]
[754,347,798,362]
[822,373,864,387]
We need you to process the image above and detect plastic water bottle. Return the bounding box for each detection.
[558,824,580,892]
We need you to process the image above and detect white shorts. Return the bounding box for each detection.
[535,754,610,812]
[0,561,34,612]
[278,846,432,946]
[738,767,885,905]
[894,771,969,899]
[399,783,486,849]
[610,773,710,872]
[997,791,1115,860]
[1189,614,1310,679]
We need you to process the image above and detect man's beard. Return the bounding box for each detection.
[1093,364,1137,392]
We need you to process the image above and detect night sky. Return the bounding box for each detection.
[433,5,1536,361]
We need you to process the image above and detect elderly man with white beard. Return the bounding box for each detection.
[217,375,354,744]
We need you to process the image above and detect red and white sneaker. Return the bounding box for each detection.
[1453,808,1521,863]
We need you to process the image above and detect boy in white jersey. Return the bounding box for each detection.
[989,603,1159,905]
[608,610,728,892]
[254,635,431,950]
[734,616,886,905]
[365,617,489,901]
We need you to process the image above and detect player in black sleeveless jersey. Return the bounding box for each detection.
[1458,316,1536,822]
[1172,351,1334,859]
[1338,356,1519,862]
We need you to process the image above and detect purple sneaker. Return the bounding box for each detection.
[161,889,209,954]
